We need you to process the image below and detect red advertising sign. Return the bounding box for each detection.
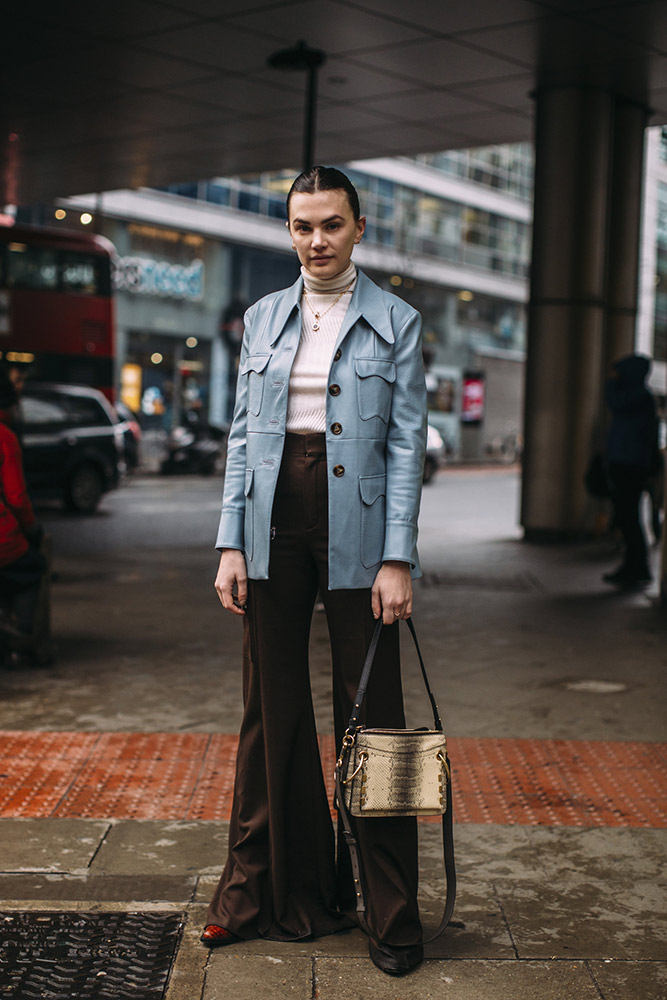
[461,372,485,424]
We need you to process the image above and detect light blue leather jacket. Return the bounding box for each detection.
[216,268,427,590]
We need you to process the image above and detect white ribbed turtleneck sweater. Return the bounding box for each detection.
[285,262,357,433]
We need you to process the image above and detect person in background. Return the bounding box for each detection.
[6,361,27,397]
[603,354,657,588]
[647,394,665,544]
[0,366,47,667]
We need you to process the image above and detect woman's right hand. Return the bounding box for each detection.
[214,549,248,615]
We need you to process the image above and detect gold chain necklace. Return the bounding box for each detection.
[302,280,354,331]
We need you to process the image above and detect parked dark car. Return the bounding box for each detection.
[16,382,127,512]
[114,399,142,470]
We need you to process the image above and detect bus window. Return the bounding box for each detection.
[5,245,108,296]
[7,245,59,290]
[61,253,104,295]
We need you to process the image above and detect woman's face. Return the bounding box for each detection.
[288,189,365,279]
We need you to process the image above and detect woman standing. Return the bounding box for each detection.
[202,167,427,976]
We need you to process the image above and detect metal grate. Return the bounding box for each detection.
[0,911,182,999]
[418,570,543,592]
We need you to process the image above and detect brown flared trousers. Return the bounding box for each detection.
[206,433,421,945]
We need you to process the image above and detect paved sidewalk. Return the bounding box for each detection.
[0,469,665,999]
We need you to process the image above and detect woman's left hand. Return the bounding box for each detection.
[371,561,413,624]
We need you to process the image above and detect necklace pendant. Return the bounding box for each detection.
[312,321,320,331]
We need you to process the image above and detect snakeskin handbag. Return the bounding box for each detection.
[334,617,456,942]
[341,727,449,817]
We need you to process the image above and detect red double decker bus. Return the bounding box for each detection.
[0,224,115,398]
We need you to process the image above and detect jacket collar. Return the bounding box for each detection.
[268,268,394,346]
[268,276,302,347]
[348,269,394,344]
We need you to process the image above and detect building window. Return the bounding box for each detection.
[414,144,534,202]
[154,148,532,281]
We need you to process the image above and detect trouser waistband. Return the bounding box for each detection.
[283,432,327,457]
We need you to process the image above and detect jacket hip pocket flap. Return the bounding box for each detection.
[355,358,396,383]
[244,468,254,497]
[359,474,386,506]
[240,353,272,376]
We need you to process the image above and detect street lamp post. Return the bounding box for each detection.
[268,40,327,172]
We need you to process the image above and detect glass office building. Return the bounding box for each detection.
[61,132,664,455]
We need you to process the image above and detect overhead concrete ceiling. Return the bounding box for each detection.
[4,1,667,204]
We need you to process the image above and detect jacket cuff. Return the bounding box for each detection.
[215,509,244,551]
[382,521,418,566]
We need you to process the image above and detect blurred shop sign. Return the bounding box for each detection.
[461,371,485,424]
[121,363,143,412]
[113,256,204,300]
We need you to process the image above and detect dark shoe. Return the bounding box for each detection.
[200,924,241,948]
[602,566,628,584]
[368,938,423,976]
[602,566,651,587]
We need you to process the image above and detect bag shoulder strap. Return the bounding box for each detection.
[346,617,443,733]
[335,617,456,943]
[334,749,456,944]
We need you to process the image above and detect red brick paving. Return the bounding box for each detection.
[0,731,665,827]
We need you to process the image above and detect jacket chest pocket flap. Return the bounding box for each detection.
[241,353,272,416]
[355,358,396,422]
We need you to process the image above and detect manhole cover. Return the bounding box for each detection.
[0,911,182,999]
[564,680,628,694]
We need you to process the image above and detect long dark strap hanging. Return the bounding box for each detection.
[334,617,456,944]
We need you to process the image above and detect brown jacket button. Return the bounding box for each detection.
[333,465,345,477]
[331,422,342,435]
[334,348,342,362]
[329,384,341,396]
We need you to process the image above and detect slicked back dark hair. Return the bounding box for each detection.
[286,166,361,221]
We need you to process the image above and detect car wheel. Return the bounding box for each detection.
[65,464,104,513]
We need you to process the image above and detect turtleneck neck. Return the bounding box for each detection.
[301,261,356,295]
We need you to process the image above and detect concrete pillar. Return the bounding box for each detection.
[662,459,667,605]
[521,88,649,539]
[604,100,650,369]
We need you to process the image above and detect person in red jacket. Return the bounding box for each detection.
[0,366,47,667]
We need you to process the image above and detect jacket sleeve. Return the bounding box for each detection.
[382,308,427,565]
[215,305,256,551]
[1,427,37,534]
